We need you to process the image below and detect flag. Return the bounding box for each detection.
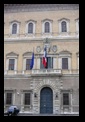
[42,47,47,68]
[30,52,34,69]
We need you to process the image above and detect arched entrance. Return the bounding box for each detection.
[40,87,53,114]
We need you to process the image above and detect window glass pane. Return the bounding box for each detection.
[24,93,30,105]
[47,57,53,68]
[63,93,69,105]
[61,21,67,32]
[62,58,68,69]
[40,57,53,69]
[40,58,45,69]
[6,93,12,105]
[28,23,33,33]
[26,59,31,70]
[12,23,17,34]
[45,22,50,33]
[9,59,15,70]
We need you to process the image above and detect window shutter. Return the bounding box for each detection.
[9,59,15,70]
[6,93,12,105]
[12,23,17,34]
[28,23,33,33]
[26,59,31,70]
[61,21,67,32]
[40,58,45,69]
[63,93,69,105]
[62,58,68,69]
[24,93,30,105]
[45,22,50,33]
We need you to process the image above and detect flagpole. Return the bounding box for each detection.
[33,47,34,52]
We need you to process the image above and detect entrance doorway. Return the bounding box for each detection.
[40,87,53,114]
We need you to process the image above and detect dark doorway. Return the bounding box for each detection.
[40,87,53,114]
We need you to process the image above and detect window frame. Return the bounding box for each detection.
[40,57,53,69]
[58,51,71,70]
[42,19,52,34]
[62,58,68,70]
[21,90,32,107]
[5,52,18,74]
[61,90,71,109]
[24,92,31,105]
[61,21,67,32]
[63,92,69,106]
[6,92,13,105]
[23,52,35,72]
[76,52,79,70]
[10,21,20,35]
[75,18,79,34]
[44,22,50,33]
[26,59,31,70]
[4,90,15,106]
[12,23,17,34]
[26,20,36,35]
[9,59,15,70]
[58,18,70,34]
[28,22,33,34]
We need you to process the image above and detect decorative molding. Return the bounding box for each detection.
[4,4,79,13]
[9,20,21,24]
[59,50,72,55]
[6,52,19,56]
[58,18,70,22]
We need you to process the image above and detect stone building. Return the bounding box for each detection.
[4,4,79,115]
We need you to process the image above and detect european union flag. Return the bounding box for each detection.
[30,52,34,69]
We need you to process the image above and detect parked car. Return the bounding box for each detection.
[7,106,20,116]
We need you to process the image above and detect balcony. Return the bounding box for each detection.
[32,69,62,76]
[4,69,62,76]
[4,69,79,76]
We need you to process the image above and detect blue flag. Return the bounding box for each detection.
[30,52,34,69]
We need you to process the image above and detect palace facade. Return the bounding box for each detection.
[4,4,79,115]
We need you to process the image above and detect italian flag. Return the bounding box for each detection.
[42,47,47,68]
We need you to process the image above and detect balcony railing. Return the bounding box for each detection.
[32,69,62,75]
[4,69,79,76]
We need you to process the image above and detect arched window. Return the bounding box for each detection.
[45,22,50,33]
[61,21,67,32]
[12,23,17,34]
[28,23,33,33]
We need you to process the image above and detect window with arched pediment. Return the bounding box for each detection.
[58,51,72,70]
[58,18,70,34]
[10,21,20,35]
[5,52,19,75]
[26,20,36,35]
[42,19,53,34]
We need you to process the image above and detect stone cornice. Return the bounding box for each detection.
[4,4,79,13]
[4,36,79,43]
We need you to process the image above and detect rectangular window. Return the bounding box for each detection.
[26,59,31,70]
[62,58,68,69]
[40,57,53,69]
[63,93,69,105]
[9,59,15,70]
[6,93,12,105]
[24,93,31,105]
